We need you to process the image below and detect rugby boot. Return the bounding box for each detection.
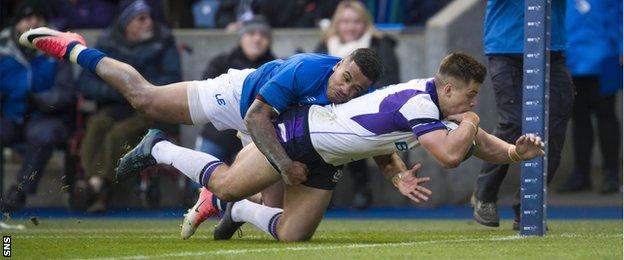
[181,188,219,239]
[213,202,245,240]
[115,129,167,182]
[19,27,86,59]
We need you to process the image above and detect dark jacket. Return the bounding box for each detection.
[200,45,275,151]
[77,23,181,116]
[314,34,400,87]
[0,27,75,124]
[202,46,275,79]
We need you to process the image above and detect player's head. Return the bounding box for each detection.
[434,52,487,117]
[327,48,383,104]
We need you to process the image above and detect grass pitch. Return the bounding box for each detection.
[5,219,622,259]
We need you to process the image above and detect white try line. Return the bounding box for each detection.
[86,235,525,260]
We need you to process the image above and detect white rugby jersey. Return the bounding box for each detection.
[309,78,447,166]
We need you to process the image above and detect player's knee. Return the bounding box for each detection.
[275,221,315,242]
[276,230,313,242]
[207,181,240,202]
[211,189,238,202]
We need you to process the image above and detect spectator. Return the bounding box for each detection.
[196,16,276,164]
[314,0,400,210]
[0,0,76,212]
[252,0,339,28]
[557,0,622,194]
[472,0,574,230]
[215,0,255,32]
[315,0,399,87]
[403,0,452,26]
[78,0,181,212]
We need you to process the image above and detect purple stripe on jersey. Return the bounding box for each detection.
[350,89,424,135]
[350,79,443,135]
[275,114,305,142]
[309,131,377,137]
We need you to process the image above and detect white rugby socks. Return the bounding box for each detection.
[231,199,283,240]
[151,141,222,184]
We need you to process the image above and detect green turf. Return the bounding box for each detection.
[3,219,621,259]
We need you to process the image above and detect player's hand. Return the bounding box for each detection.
[445,113,464,123]
[515,133,545,160]
[445,111,480,125]
[279,160,309,185]
[396,163,432,203]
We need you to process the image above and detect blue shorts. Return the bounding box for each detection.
[270,106,343,190]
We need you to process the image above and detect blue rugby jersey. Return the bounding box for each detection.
[239,53,341,118]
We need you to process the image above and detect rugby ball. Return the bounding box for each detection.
[441,120,476,161]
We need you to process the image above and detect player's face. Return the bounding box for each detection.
[327,60,372,104]
[440,79,480,116]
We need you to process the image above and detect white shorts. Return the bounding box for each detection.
[188,68,255,132]
[237,131,253,146]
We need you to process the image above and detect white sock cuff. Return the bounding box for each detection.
[68,44,87,63]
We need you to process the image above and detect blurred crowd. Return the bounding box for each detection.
[0,0,451,30]
[0,0,621,213]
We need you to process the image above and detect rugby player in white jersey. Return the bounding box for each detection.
[121,53,544,242]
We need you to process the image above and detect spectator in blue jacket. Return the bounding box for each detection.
[471,0,575,230]
[77,0,181,212]
[557,0,622,194]
[0,0,76,212]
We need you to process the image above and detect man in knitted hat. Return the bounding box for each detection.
[195,15,276,186]
[75,0,181,212]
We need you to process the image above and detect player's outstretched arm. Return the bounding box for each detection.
[373,153,431,203]
[473,129,545,164]
[244,99,308,185]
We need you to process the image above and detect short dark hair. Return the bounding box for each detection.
[437,52,487,85]
[347,48,384,85]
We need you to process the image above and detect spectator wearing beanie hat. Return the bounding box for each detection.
[117,0,155,44]
[194,16,276,187]
[76,0,182,212]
